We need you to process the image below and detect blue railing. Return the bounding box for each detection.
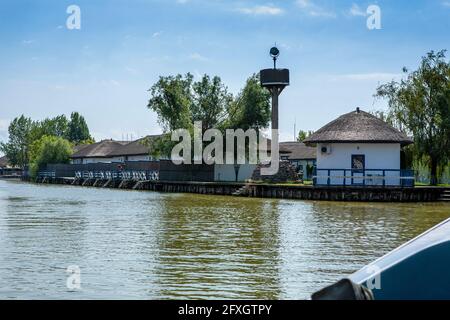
[74,170,159,181]
[38,171,56,178]
[313,168,415,187]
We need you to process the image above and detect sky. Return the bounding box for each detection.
[0,0,449,147]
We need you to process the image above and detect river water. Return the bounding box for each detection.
[0,180,448,299]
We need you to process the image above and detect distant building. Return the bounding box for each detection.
[0,156,8,169]
[0,156,22,177]
[304,108,413,186]
[71,136,160,164]
[279,142,316,180]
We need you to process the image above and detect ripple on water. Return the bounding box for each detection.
[0,180,449,299]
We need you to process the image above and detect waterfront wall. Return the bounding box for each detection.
[29,176,446,202]
[245,184,443,202]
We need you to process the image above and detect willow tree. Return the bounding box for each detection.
[376,50,450,185]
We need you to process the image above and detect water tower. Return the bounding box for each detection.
[260,47,290,139]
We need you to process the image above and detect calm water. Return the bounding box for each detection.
[0,180,448,299]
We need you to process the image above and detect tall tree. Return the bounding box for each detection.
[147,73,232,133]
[0,115,33,168]
[192,75,233,132]
[29,115,69,142]
[224,74,271,132]
[376,50,450,185]
[67,112,92,144]
[148,73,195,132]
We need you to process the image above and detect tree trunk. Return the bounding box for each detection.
[430,157,438,186]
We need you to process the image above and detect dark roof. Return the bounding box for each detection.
[0,156,9,167]
[108,136,158,157]
[303,108,413,146]
[71,135,290,159]
[70,135,163,159]
[71,140,128,159]
[259,138,290,154]
[280,142,316,160]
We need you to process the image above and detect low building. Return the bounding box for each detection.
[280,142,316,180]
[0,156,22,177]
[304,108,414,187]
[71,136,160,164]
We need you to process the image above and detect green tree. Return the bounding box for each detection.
[148,73,195,132]
[67,112,92,144]
[29,135,72,178]
[192,75,233,132]
[0,115,33,168]
[147,73,232,133]
[225,74,271,132]
[376,50,450,185]
[29,115,69,143]
[146,73,272,159]
[297,130,314,142]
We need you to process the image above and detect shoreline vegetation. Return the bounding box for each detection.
[1,50,449,186]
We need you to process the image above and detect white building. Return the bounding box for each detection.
[71,136,159,164]
[304,108,413,187]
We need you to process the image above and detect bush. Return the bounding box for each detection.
[29,135,72,178]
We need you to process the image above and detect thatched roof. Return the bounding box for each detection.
[71,140,128,159]
[304,108,413,146]
[71,135,163,159]
[109,136,160,157]
[280,142,316,160]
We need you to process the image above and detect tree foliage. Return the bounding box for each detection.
[0,115,33,168]
[224,74,271,132]
[0,112,93,169]
[376,50,450,184]
[148,73,234,133]
[297,130,314,142]
[67,112,92,144]
[147,73,271,158]
[29,135,72,178]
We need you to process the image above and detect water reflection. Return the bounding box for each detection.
[153,194,282,299]
[0,180,448,299]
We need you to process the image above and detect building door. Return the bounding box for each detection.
[351,154,365,185]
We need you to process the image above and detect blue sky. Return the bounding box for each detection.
[0,0,449,145]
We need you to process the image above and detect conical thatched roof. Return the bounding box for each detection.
[304,108,413,146]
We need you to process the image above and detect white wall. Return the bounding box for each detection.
[214,164,257,182]
[127,155,151,161]
[71,157,122,164]
[316,143,401,186]
[71,155,152,164]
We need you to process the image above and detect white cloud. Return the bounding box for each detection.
[125,66,138,75]
[21,40,36,45]
[442,1,450,7]
[152,31,163,38]
[237,5,284,16]
[295,0,336,18]
[188,53,209,61]
[349,3,366,16]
